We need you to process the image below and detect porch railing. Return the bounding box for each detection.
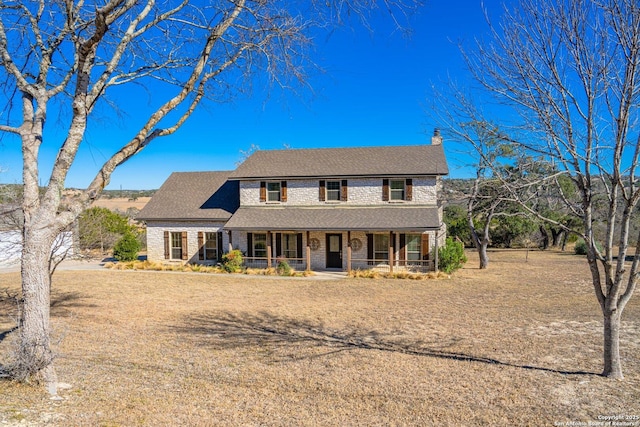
[350,259,435,273]
[240,257,434,273]
[243,257,307,270]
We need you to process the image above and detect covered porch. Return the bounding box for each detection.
[223,206,445,273]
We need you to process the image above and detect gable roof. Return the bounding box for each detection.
[229,144,448,180]
[137,171,238,221]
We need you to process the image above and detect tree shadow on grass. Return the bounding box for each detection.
[174,311,600,377]
[0,290,95,344]
[50,290,97,316]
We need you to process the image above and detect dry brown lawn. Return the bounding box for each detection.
[1,249,639,426]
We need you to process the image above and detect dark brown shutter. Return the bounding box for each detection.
[163,231,170,259]
[367,233,374,265]
[259,181,266,202]
[275,233,282,257]
[399,233,406,265]
[406,178,413,201]
[382,179,389,201]
[297,233,303,259]
[319,180,326,201]
[198,232,204,260]
[217,231,223,261]
[341,180,348,201]
[421,233,430,260]
[181,232,188,260]
[281,181,287,202]
[247,233,253,257]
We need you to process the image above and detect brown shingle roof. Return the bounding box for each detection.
[224,206,442,231]
[137,172,238,221]
[229,145,448,179]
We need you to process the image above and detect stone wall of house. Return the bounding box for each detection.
[239,177,439,206]
[146,221,228,263]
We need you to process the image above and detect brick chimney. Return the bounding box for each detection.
[431,128,442,145]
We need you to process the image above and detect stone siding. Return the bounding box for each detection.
[146,221,228,264]
[240,177,439,207]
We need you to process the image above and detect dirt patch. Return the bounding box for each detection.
[0,249,639,426]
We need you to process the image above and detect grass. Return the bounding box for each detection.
[1,249,639,426]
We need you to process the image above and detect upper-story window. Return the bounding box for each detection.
[326,181,341,201]
[383,178,413,202]
[319,180,347,202]
[390,179,405,201]
[267,182,281,202]
[260,181,287,202]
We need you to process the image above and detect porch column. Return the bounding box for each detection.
[306,231,311,272]
[434,230,439,273]
[389,231,394,273]
[267,231,272,268]
[228,230,233,252]
[347,231,352,273]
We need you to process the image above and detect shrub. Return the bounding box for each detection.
[574,239,603,256]
[276,259,293,276]
[113,232,141,262]
[438,237,467,274]
[221,249,243,273]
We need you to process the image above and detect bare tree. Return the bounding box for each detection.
[0,0,420,393]
[439,0,640,379]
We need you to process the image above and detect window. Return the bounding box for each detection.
[326,181,341,201]
[204,232,218,261]
[267,182,281,202]
[171,232,183,260]
[282,234,298,259]
[390,179,405,201]
[253,233,267,258]
[406,234,421,262]
[374,234,389,261]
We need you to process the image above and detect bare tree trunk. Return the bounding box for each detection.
[603,309,623,379]
[478,240,489,269]
[469,224,490,269]
[550,228,563,247]
[539,225,549,250]
[20,224,58,395]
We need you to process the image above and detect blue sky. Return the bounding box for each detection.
[0,0,503,190]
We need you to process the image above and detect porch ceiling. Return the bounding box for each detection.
[224,206,441,231]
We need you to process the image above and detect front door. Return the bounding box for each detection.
[326,234,342,269]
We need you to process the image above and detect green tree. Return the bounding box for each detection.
[443,205,472,246]
[78,207,131,254]
[491,212,537,248]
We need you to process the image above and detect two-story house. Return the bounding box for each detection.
[138,132,448,272]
